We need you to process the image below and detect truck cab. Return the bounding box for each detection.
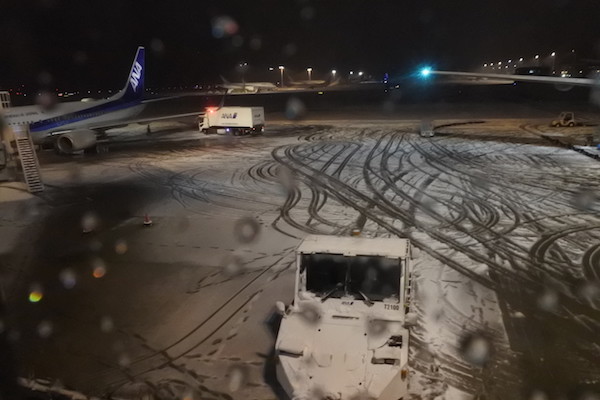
[275,235,414,400]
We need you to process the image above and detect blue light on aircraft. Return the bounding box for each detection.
[420,67,432,77]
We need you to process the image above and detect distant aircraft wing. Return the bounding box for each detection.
[431,70,597,87]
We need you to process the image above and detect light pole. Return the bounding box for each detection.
[551,51,556,74]
[307,67,312,81]
[331,69,336,78]
[279,66,285,87]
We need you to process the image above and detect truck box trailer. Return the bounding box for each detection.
[199,106,265,136]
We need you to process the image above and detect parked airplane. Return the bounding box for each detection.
[1,47,201,154]
[287,76,340,89]
[218,76,277,94]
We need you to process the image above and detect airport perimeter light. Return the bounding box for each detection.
[307,67,312,80]
[279,66,285,87]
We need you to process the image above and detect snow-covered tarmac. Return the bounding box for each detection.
[1,118,599,399]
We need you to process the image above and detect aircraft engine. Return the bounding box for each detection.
[56,130,97,153]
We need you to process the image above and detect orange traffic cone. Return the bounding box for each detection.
[143,214,153,227]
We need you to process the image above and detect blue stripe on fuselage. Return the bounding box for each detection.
[30,99,141,133]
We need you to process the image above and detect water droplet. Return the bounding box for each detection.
[529,389,549,400]
[100,316,114,333]
[459,333,491,367]
[118,353,131,367]
[227,365,249,392]
[367,318,388,337]
[114,239,128,255]
[81,211,99,233]
[537,289,559,312]
[282,43,297,57]
[249,36,262,50]
[300,6,315,20]
[36,90,57,111]
[37,320,53,338]
[29,284,43,303]
[233,217,261,244]
[297,302,322,326]
[211,15,239,38]
[92,258,107,278]
[150,38,165,55]
[223,255,245,277]
[285,97,306,120]
[59,268,77,289]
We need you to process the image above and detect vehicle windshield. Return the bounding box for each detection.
[303,253,401,302]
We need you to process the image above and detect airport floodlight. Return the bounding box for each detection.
[535,55,539,59]
[358,71,363,76]
[279,66,285,87]
[551,52,556,57]
[350,71,354,75]
[307,67,312,80]
[490,63,494,66]
[498,61,502,65]
[519,58,523,62]
[508,59,512,63]
[484,64,487,67]
[331,69,336,75]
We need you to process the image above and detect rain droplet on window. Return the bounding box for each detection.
[91,257,107,278]
[114,239,128,255]
[285,97,306,120]
[37,320,53,338]
[223,255,245,277]
[118,353,131,367]
[233,216,261,244]
[59,268,77,289]
[537,289,559,312]
[100,316,114,333]
[459,333,491,367]
[29,283,43,303]
[211,15,239,39]
[81,211,99,234]
[227,365,249,392]
[150,38,165,55]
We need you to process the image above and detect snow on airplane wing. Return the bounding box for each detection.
[431,70,598,87]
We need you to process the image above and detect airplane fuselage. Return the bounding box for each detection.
[2,96,145,144]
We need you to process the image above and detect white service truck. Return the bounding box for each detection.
[275,234,415,400]
[199,106,265,135]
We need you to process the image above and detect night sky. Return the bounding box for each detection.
[1,0,600,91]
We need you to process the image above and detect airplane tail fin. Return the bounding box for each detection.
[119,47,145,102]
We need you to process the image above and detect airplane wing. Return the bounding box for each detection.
[87,111,203,131]
[431,70,598,87]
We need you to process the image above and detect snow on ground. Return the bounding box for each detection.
[1,118,600,399]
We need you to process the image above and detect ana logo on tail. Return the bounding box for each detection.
[130,62,143,91]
